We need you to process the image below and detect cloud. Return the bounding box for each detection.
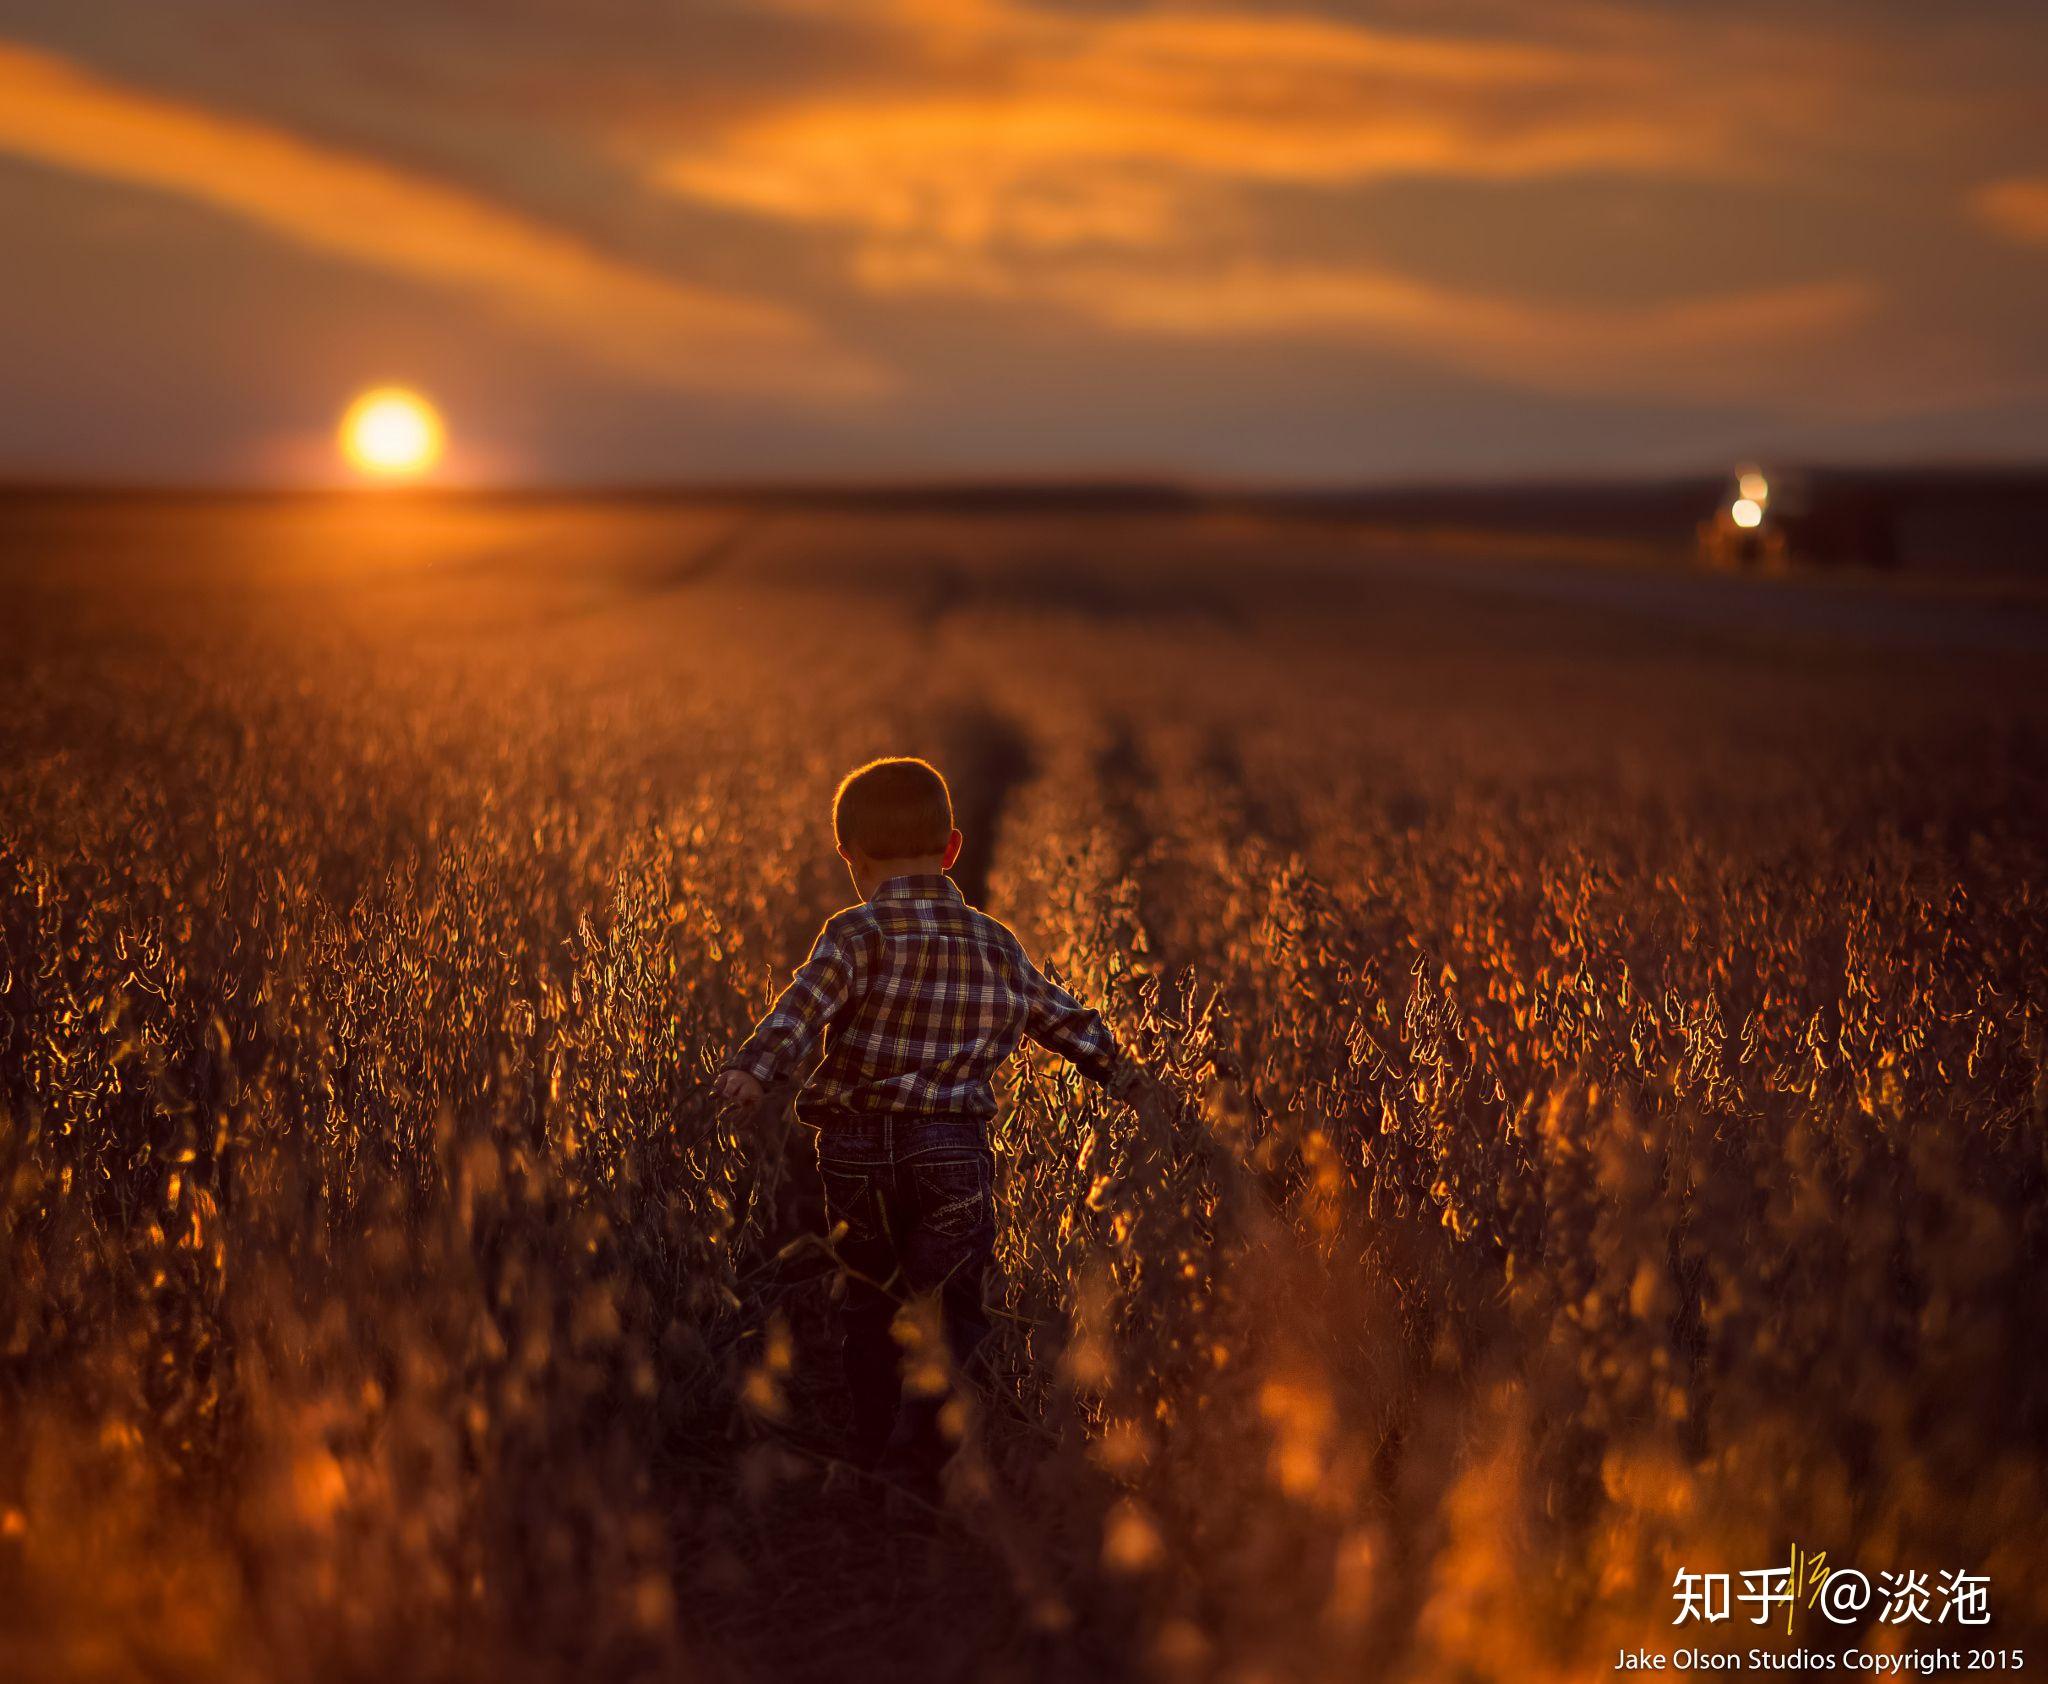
[1970,176,2048,248]
[656,2,1731,258]
[0,39,882,399]
[652,0,1888,245]
[857,245,1889,405]
[645,0,1918,406]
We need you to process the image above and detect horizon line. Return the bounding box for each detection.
[3,453,2047,506]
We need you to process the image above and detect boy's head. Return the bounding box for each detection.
[833,757,963,889]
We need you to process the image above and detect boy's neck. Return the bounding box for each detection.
[850,854,950,902]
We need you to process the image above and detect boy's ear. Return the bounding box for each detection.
[941,829,963,871]
[836,843,855,865]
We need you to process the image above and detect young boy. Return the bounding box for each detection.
[717,756,1147,1486]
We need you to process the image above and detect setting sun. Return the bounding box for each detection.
[339,387,444,478]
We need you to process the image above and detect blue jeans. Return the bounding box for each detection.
[812,1114,996,1473]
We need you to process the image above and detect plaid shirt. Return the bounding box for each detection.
[726,873,1121,1123]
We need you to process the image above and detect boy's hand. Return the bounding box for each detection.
[1108,1059,1158,1110]
[716,1069,765,1106]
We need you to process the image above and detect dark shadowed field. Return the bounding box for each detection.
[2,495,2044,1683]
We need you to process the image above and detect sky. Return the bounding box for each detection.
[0,0,2044,486]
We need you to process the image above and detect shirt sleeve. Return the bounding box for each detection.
[1019,955,1122,1084]
[726,914,868,1086]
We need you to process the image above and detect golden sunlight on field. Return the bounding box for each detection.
[0,498,2043,1682]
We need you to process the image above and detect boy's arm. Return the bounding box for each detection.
[721,915,868,1095]
[1019,957,1124,1086]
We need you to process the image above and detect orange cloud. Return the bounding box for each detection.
[0,40,880,399]
[856,246,1892,406]
[1970,177,2048,248]
[648,0,1921,407]
[1064,266,1884,406]
[658,31,1706,259]
[656,0,1856,255]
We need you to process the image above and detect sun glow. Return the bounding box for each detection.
[340,388,445,478]
[1731,496,1764,529]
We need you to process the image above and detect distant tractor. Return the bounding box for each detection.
[1697,464,1899,571]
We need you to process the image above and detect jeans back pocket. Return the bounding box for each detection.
[910,1152,991,1241]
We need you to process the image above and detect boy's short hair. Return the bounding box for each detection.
[834,757,954,859]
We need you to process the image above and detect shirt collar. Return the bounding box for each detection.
[871,872,964,905]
